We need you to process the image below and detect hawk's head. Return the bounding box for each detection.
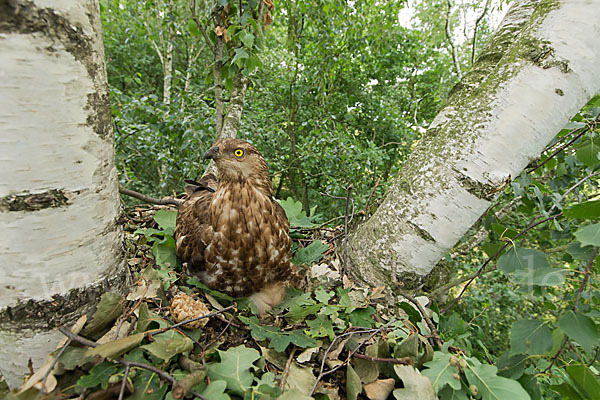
[203,138,270,186]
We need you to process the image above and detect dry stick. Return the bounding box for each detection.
[279,346,297,389]
[343,184,354,277]
[119,184,182,207]
[396,289,442,349]
[470,0,491,65]
[353,353,413,365]
[36,338,72,399]
[310,323,394,396]
[57,327,209,400]
[528,125,590,174]
[441,213,562,314]
[117,364,130,400]
[147,304,236,337]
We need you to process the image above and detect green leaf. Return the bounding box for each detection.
[188,19,199,36]
[240,32,255,48]
[347,307,376,328]
[576,142,600,168]
[129,368,169,400]
[278,198,317,228]
[558,311,599,354]
[497,247,564,286]
[306,314,335,339]
[152,235,178,268]
[232,48,250,67]
[393,365,437,399]
[77,362,118,390]
[464,358,530,400]
[201,380,230,400]
[422,351,461,392]
[153,209,177,234]
[510,319,553,355]
[566,364,600,398]
[550,382,585,399]
[141,331,193,361]
[497,352,527,380]
[208,345,260,396]
[574,223,600,247]
[86,333,145,359]
[82,292,123,336]
[239,316,317,352]
[314,288,333,303]
[567,242,595,261]
[293,240,328,265]
[398,302,422,324]
[564,200,600,219]
[346,364,362,400]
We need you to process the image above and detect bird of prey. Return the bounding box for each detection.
[174,138,293,314]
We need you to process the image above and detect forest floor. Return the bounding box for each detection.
[7,204,443,400]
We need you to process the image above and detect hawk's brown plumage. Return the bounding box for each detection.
[174,139,293,313]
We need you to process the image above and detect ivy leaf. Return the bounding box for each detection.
[564,200,600,219]
[574,223,600,247]
[152,235,178,268]
[141,331,193,362]
[153,209,176,235]
[129,368,169,400]
[558,311,599,354]
[510,319,553,355]
[201,380,230,400]
[278,198,316,228]
[565,364,600,398]
[314,287,333,303]
[293,240,328,265]
[77,362,118,390]
[347,306,376,328]
[422,351,461,392]
[306,314,335,339]
[207,345,260,396]
[239,316,317,352]
[464,358,530,400]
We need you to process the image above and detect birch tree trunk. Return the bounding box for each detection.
[0,0,126,388]
[348,0,600,288]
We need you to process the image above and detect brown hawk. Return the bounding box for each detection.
[174,138,293,314]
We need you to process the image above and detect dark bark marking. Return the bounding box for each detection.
[0,189,78,212]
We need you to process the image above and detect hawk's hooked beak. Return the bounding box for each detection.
[203,146,220,161]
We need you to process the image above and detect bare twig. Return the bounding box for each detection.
[353,353,413,365]
[396,289,442,349]
[190,0,215,53]
[148,304,236,337]
[279,346,297,389]
[574,247,598,310]
[36,339,72,398]
[310,324,394,396]
[117,364,130,400]
[471,0,491,65]
[57,328,209,400]
[445,0,462,78]
[343,184,354,277]
[119,184,182,207]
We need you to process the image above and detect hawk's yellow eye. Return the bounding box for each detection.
[234,149,244,157]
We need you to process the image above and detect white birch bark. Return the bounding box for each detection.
[348,0,600,287]
[0,0,125,388]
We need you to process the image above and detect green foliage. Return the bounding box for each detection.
[207,346,260,396]
[239,316,318,352]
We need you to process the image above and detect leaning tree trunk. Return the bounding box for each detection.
[0,0,126,388]
[348,0,600,288]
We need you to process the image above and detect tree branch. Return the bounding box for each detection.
[445,0,462,79]
[118,184,182,207]
[471,0,491,65]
